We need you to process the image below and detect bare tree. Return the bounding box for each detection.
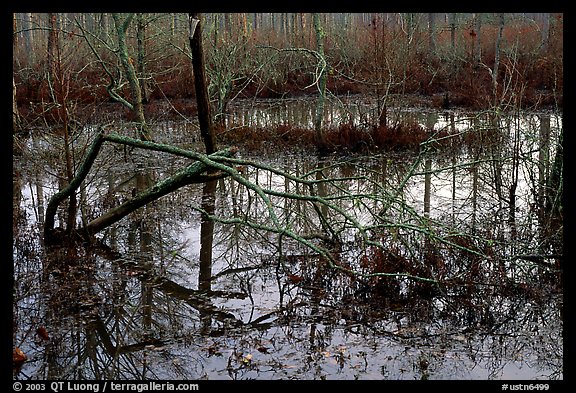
[472,13,482,64]
[492,13,505,98]
[47,13,59,91]
[112,13,151,141]
[13,14,21,133]
[46,12,78,238]
[427,13,436,55]
[313,13,328,153]
[13,76,20,133]
[449,13,457,58]
[540,12,551,53]
[136,13,151,104]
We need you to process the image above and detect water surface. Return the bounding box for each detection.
[12,101,563,380]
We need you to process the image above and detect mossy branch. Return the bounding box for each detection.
[43,132,238,243]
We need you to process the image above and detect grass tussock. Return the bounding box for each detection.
[215,120,476,154]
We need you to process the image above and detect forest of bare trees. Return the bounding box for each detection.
[13,12,562,134]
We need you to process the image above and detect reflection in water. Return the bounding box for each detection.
[13,105,562,380]
[199,179,217,334]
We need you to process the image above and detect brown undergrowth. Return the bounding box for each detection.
[215,120,484,154]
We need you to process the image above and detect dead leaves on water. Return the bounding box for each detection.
[13,347,27,373]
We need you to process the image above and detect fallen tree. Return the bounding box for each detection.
[43,132,239,244]
[43,121,556,287]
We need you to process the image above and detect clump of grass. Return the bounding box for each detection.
[217,120,447,154]
[216,124,316,151]
[369,121,432,150]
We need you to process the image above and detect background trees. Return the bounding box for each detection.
[13,13,563,131]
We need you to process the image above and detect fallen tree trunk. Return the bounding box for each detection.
[82,154,232,235]
[43,132,238,244]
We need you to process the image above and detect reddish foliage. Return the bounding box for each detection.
[36,326,50,341]
[13,347,27,373]
[13,17,562,130]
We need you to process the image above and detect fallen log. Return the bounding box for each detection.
[43,132,238,244]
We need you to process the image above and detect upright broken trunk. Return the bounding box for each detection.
[189,13,217,155]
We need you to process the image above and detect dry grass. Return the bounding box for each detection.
[215,120,478,154]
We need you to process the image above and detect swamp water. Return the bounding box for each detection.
[13,99,563,380]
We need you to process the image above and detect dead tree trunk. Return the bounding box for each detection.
[189,13,217,155]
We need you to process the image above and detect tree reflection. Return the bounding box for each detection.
[199,179,217,333]
[13,109,562,380]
